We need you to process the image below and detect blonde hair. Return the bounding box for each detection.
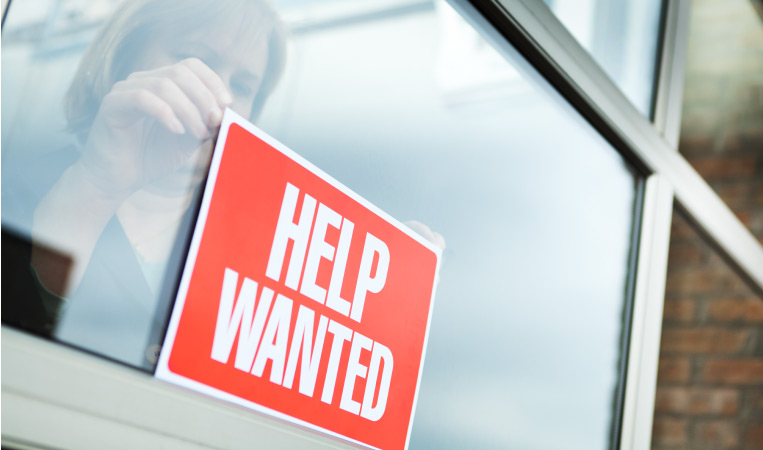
[65,0,286,143]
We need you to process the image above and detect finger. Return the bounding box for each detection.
[180,57,233,107]
[117,75,209,139]
[157,62,226,127]
[430,231,446,251]
[404,220,446,250]
[101,88,185,135]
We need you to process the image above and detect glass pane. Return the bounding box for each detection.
[259,1,639,448]
[543,0,664,116]
[2,0,641,447]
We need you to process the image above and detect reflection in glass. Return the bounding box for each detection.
[3,0,640,447]
[260,0,640,448]
[1,0,286,369]
[544,0,664,116]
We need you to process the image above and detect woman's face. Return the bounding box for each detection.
[133,22,271,195]
[140,18,271,118]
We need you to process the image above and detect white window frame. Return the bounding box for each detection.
[3,0,763,449]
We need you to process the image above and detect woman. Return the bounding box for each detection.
[27,0,286,368]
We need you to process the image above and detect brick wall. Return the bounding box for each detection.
[651,0,763,449]
[653,214,763,450]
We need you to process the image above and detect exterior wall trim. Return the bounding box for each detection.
[1,327,360,450]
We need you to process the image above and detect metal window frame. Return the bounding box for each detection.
[480,0,763,289]
[481,3,763,450]
[4,0,763,449]
[1,0,9,26]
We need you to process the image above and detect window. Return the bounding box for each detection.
[544,0,665,116]
[4,0,760,449]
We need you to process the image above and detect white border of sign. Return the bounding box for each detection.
[155,108,442,450]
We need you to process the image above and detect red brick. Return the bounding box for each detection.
[658,6,763,449]
[679,134,718,155]
[668,264,752,296]
[662,299,697,322]
[654,387,739,415]
[745,424,763,449]
[721,128,763,153]
[670,214,698,240]
[714,183,753,209]
[652,417,688,446]
[665,269,726,295]
[753,182,763,204]
[691,156,758,179]
[735,210,754,229]
[704,250,732,269]
[660,328,749,354]
[668,242,705,266]
[706,298,763,323]
[751,390,763,413]
[702,359,763,384]
[694,420,739,449]
[658,357,692,383]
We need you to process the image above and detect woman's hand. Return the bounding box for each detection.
[405,220,446,251]
[78,57,232,196]
[32,58,232,297]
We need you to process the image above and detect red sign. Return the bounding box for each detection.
[156,109,441,450]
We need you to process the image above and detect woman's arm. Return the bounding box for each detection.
[32,161,130,297]
[31,58,231,297]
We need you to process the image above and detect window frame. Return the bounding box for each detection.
[479,3,763,450]
[4,0,763,449]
